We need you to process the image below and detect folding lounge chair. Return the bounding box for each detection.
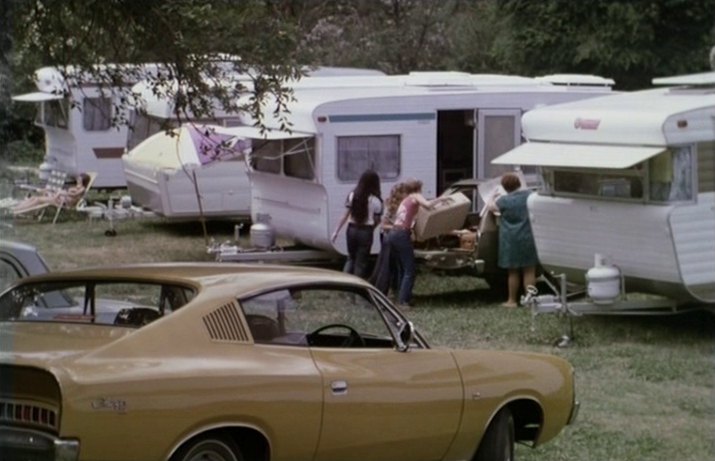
[13,171,97,224]
[0,170,68,211]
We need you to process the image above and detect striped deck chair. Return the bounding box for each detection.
[13,172,97,224]
[0,170,68,211]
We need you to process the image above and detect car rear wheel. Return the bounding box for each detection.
[474,408,515,461]
[171,434,244,461]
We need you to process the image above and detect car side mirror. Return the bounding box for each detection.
[397,321,414,352]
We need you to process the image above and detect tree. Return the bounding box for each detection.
[300,0,464,73]
[7,0,306,128]
[490,0,715,89]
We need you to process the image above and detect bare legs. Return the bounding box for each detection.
[504,266,536,307]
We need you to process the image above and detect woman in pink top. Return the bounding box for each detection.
[388,179,451,307]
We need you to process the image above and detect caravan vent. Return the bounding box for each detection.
[536,74,615,87]
[653,71,715,87]
[203,301,250,343]
[654,72,715,95]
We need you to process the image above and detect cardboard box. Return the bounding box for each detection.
[413,192,471,241]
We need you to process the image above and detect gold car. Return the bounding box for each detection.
[0,263,577,461]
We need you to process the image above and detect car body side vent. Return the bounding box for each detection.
[203,301,250,343]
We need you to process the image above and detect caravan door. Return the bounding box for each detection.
[477,109,522,180]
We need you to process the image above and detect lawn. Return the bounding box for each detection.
[1,211,714,461]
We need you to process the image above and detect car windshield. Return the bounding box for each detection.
[0,280,195,327]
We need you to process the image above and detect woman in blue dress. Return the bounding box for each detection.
[493,172,538,307]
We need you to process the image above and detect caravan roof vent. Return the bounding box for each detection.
[653,71,715,94]
[536,74,615,87]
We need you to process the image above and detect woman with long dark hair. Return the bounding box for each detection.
[331,169,383,279]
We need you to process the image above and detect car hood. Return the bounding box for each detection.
[0,322,133,367]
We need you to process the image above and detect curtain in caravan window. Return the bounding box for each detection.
[83,97,112,131]
[337,135,400,181]
[669,146,693,201]
[649,147,694,202]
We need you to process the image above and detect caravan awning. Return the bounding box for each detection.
[215,125,314,140]
[492,142,666,169]
[12,92,64,102]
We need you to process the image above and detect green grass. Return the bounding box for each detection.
[2,211,714,461]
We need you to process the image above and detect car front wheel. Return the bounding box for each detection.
[171,433,244,461]
[474,408,515,461]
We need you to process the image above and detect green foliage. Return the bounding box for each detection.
[2,0,714,148]
[299,0,463,73]
[492,0,715,89]
[8,0,305,127]
[0,139,44,165]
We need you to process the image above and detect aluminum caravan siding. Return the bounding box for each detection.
[244,80,615,255]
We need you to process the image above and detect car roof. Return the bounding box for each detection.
[0,239,51,277]
[13,262,369,295]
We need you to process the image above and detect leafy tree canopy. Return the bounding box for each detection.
[490,0,715,89]
[7,0,306,128]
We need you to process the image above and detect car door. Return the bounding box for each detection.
[293,286,464,461]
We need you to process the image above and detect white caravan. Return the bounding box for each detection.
[122,68,389,218]
[493,71,715,309]
[12,66,159,188]
[13,65,384,191]
[215,72,614,256]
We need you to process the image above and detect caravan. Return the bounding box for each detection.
[493,71,715,310]
[121,68,388,218]
[12,66,158,188]
[14,65,383,192]
[215,72,615,257]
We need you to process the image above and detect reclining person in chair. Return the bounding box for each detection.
[12,173,91,214]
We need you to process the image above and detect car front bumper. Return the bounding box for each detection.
[0,427,79,461]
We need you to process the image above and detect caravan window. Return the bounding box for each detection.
[82,97,112,131]
[698,141,715,193]
[40,99,69,129]
[337,135,400,181]
[545,146,695,203]
[284,138,316,180]
[551,169,645,199]
[252,139,282,173]
[252,138,316,180]
[127,112,174,151]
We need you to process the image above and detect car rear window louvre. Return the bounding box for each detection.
[203,301,250,343]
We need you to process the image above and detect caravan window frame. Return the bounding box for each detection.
[39,99,69,129]
[251,138,317,181]
[542,145,697,205]
[336,135,401,182]
[82,96,113,131]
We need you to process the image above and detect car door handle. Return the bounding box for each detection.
[331,380,348,395]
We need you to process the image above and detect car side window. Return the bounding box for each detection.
[0,281,194,327]
[0,258,22,293]
[241,287,396,348]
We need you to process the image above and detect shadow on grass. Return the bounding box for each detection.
[414,286,503,307]
[574,308,715,342]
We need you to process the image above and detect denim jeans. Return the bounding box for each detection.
[344,223,375,279]
[389,228,416,304]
